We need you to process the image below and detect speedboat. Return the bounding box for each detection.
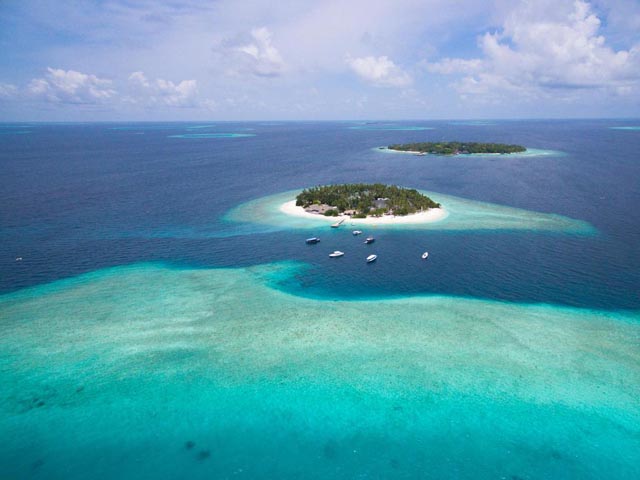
[305,237,320,244]
[366,254,377,263]
[352,230,363,236]
[364,236,375,244]
[329,251,345,258]
[422,251,429,259]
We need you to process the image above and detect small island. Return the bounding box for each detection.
[295,183,440,217]
[388,141,526,155]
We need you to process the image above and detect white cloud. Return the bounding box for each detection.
[427,0,640,99]
[347,55,412,87]
[4,0,639,119]
[214,27,286,78]
[236,27,286,77]
[128,71,150,88]
[0,83,18,98]
[128,71,198,107]
[27,68,116,104]
[426,58,482,75]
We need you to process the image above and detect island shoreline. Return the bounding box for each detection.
[386,141,527,156]
[383,147,524,156]
[279,200,448,225]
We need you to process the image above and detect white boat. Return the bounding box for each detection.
[329,251,345,258]
[305,237,320,244]
[352,230,363,236]
[366,254,377,263]
[422,251,429,259]
[331,219,345,228]
[364,236,375,244]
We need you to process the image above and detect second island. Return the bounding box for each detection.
[387,141,526,155]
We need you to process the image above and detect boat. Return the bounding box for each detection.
[352,230,363,236]
[329,251,345,258]
[305,237,320,244]
[331,218,345,228]
[364,236,375,244]
[366,254,377,263]
[422,251,429,259]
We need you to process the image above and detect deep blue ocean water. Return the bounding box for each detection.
[1,120,639,308]
[1,120,640,480]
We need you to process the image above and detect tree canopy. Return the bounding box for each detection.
[388,141,526,155]
[296,183,440,217]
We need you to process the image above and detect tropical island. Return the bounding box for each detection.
[295,183,440,217]
[387,141,526,155]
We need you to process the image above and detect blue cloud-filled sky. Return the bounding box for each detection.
[0,0,639,120]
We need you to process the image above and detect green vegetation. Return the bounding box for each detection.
[388,141,526,155]
[296,183,440,217]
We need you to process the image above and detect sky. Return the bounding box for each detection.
[0,0,639,121]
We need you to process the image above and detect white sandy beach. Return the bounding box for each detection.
[382,147,511,156]
[279,200,448,225]
[379,146,560,157]
[377,147,423,155]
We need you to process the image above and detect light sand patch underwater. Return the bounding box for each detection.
[348,125,433,131]
[168,133,255,139]
[0,262,638,479]
[225,189,595,234]
[185,125,217,130]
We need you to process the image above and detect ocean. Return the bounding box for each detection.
[1,120,639,479]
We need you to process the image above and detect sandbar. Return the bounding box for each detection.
[279,200,448,225]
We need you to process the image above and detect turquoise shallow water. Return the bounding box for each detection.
[167,133,256,139]
[185,124,217,130]
[348,125,434,131]
[0,130,31,135]
[1,263,638,479]
[225,189,595,234]
[1,120,640,479]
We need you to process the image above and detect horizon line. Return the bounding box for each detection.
[1,117,640,124]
